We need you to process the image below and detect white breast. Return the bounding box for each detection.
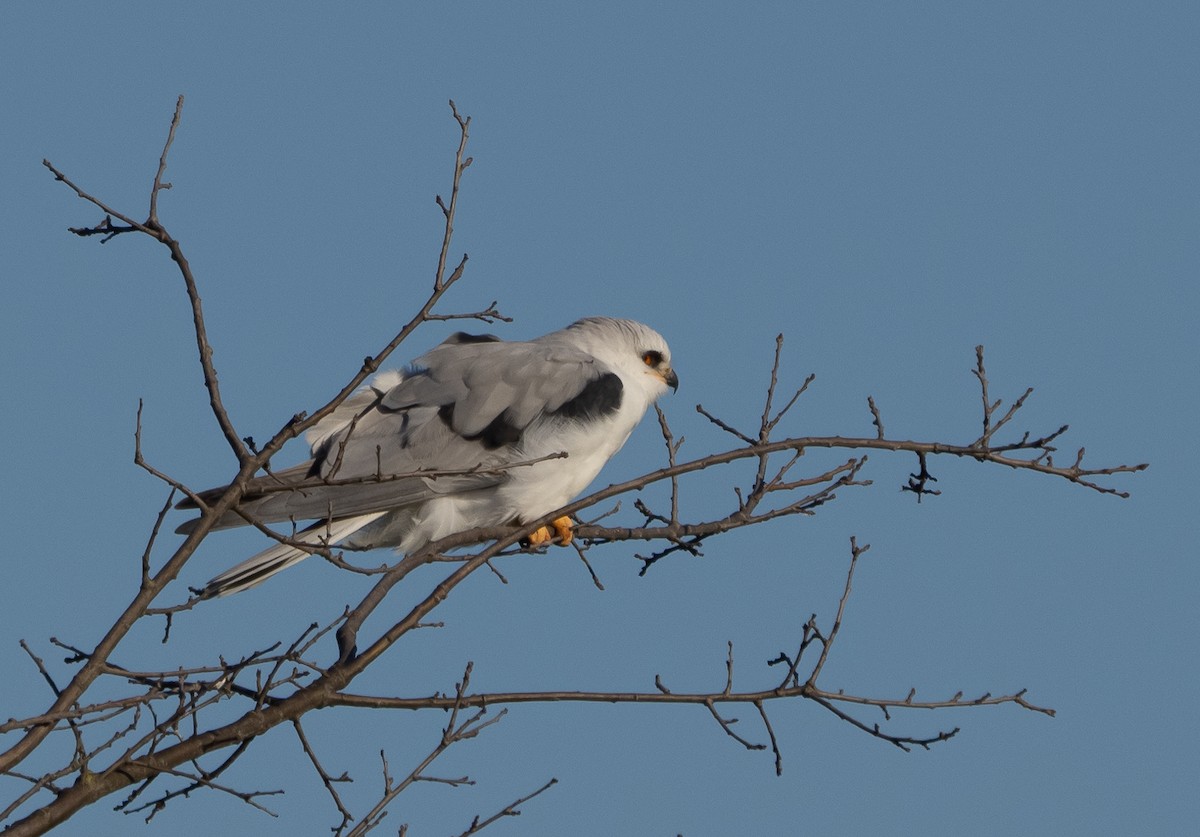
[498,403,643,522]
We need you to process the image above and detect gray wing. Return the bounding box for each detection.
[175,332,620,533]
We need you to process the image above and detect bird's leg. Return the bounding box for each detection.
[524,516,574,547]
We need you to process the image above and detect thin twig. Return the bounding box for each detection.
[452,778,558,837]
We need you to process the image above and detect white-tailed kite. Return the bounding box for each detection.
[177,317,677,597]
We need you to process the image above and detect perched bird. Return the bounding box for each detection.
[177,317,678,597]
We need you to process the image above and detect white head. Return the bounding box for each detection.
[559,317,678,402]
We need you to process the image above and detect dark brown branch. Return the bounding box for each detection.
[705,699,765,752]
[2,100,481,797]
[10,95,1144,836]
[433,100,471,292]
[806,693,959,753]
[426,300,512,324]
[902,450,941,501]
[294,720,354,833]
[867,396,885,439]
[452,777,558,837]
[325,682,1051,733]
[116,753,282,822]
[806,538,868,686]
[344,663,506,837]
[148,95,183,225]
[327,537,1051,762]
[1,692,161,735]
[40,163,154,238]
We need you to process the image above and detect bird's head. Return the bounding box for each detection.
[566,317,678,399]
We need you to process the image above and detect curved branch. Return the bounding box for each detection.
[2,98,481,793]
[10,97,1146,836]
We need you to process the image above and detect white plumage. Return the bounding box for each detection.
[177,318,677,597]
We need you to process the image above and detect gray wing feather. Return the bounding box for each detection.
[176,334,609,534]
[463,344,602,429]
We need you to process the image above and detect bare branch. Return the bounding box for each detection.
[806,537,868,686]
[344,663,507,837]
[754,701,783,776]
[867,396,885,440]
[9,99,1141,836]
[2,99,483,794]
[452,777,558,837]
[426,300,512,324]
[704,699,766,752]
[294,720,354,832]
[148,94,183,225]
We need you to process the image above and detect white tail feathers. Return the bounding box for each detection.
[201,512,386,598]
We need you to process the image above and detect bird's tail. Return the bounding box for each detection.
[200,512,386,598]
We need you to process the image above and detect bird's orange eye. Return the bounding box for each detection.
[642,351,662,367]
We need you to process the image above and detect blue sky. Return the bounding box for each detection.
[2,3,1196,835]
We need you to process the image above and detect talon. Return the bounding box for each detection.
[522,516,574,548]
[524,525,554,547]
[550,515,574,546]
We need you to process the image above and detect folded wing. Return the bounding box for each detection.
[175,331,615,534]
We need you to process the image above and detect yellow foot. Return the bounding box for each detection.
[524,515,574,547]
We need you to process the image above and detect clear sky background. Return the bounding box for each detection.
[2,3,1196,835]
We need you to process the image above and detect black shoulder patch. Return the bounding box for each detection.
[553,372,623,421]
[444,332,502,345]
[439,403,523,449]
[475,414,523,448]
